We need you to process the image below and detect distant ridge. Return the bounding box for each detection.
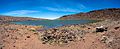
[0,15,44,22]
[58,8,120,20]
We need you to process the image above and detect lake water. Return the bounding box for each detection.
[12,20,95,28]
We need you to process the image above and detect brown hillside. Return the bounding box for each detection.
[59,8,120,20]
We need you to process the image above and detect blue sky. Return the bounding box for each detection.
[0,0,120,19]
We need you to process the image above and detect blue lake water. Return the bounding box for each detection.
[12,20,95,28]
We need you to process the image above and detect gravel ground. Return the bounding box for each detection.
[0,19,120,49]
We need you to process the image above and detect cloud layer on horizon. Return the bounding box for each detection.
[3,10,39,15]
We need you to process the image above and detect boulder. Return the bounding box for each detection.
[96,26,107,32]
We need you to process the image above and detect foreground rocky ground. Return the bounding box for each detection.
[0,19,120,49]
[0,24,43,49]
[38,20,120,49]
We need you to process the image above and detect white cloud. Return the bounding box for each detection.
[78,4,86,9]
[42,3,86,13]
[43,7,81,12]
[3,10,39,15]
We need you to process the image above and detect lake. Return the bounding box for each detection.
[12,20,95,28]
